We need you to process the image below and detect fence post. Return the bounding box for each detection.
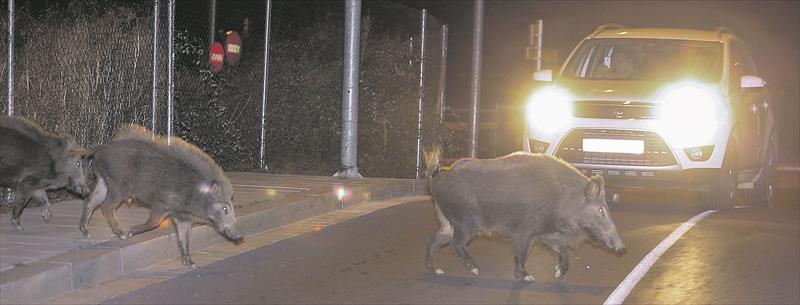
[151,0,159,135]
[414,9,428,180]
[166,0,175,144]
[437,24,448,125]
[208,0,216,48]
[260,0,272,170]
[469,0,484,158]
[6,0,14,116]
[334,0,363,179]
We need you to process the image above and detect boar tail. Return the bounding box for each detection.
[422,145,442,181]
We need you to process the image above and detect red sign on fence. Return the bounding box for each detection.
[225,31,242,66]
[210,42,225,73]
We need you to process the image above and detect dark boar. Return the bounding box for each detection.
[423,148,625,281]
[79,124,243,268]
[0,116,90,229]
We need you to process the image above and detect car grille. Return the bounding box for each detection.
[556,129,677,166]
[571,100,656,119]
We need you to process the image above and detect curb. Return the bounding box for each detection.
[0,178,427,304]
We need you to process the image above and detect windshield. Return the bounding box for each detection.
[563,38,722,82]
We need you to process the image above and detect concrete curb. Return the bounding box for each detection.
[0,178,427,304]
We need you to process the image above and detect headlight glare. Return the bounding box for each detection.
[656,83,719,148]
[526,88,572,135]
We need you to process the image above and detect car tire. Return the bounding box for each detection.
[701,141,737,211]
[746,133,777,208]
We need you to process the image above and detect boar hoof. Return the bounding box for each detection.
[11,219,23,231]
[555,266,563,279]
[117,233,128,240]
[523,275,536,282]
[41,209,52,223]
[470,268,480,276]
[434,268,445,275]
[182,257,197,269]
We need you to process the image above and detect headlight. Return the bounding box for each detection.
[655,83,720,148]
[526,87,572,135]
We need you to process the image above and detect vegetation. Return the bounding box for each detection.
[1,1,453,179]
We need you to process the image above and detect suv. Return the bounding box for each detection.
[524,25,777,210]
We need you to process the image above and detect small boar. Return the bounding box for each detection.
[79,124,244,268]
[423,148,625,281]
[0,116,90,229]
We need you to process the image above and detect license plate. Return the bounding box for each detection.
[583,139,644,154]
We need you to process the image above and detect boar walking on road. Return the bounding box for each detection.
[423,148,626,281]
[0,116,90,229]
[79,124,244,268]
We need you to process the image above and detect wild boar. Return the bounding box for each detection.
[423,148,625,281]
[79,124,244,268]
[0,116,90,229]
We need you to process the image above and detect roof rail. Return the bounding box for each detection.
[589,24,626,38]
[715,26,735,39]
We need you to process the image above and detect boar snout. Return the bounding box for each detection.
[615,246,627,256]
[222,225,244,245]
[71,182,90,198]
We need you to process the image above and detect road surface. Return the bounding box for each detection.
[104,190,799,304]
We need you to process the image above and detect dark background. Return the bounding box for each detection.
[400,0,799,163]
[7,0,800,164]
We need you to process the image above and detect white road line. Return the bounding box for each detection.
[231,184,310,191]
[604,209,717,305]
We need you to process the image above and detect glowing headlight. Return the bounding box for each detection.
[526,87,572,135]
[656,83,720,148]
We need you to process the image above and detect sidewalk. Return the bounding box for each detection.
[0,173,426,304]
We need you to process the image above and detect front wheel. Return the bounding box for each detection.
[700,142,737,211]
[746,134,778,208]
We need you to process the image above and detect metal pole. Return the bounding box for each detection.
[260,0,272,170]
[151,0,159,134]
[437,24,449,125]
[166,0,175,144]
[6,0,14,116]
[414,9,428,180]
[535,19,543,71]
[334,0,363,179]
[469,0,484,158]
[208,0,216,48]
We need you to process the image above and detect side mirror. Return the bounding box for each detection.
[741,75,765,89]
[533,69,553,82]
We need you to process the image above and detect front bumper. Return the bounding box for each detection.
[570,164,720,191]
[523,118,733,190]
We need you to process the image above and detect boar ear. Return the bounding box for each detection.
[210,180,223,196]
[584,175,605,200]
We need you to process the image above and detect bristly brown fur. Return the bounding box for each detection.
[0,116,52,143]
[112,124,231,189]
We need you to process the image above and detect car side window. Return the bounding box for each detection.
[729,44,744,96]
[734,41,758,76]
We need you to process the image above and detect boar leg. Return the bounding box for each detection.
[172,216,196,268]
[426,205,454,274]
[452,226,480,275]
[513,235,536,281]
[540,234,570,279]
[10,188,33,230]
[80,176,108,237]
[31,190,52,223]
[99,194,127,239]
[125,208,167,238]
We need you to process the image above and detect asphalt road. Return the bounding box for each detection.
[104,190,799,304]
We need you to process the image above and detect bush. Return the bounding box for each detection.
[3,1,449,179]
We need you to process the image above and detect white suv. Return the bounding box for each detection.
[524,25,777,210]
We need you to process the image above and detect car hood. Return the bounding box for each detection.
[555,79,720,104]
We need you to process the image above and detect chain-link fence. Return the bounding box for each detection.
[2,0,450,179]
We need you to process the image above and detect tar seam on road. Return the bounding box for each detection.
[604,209,717,305]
